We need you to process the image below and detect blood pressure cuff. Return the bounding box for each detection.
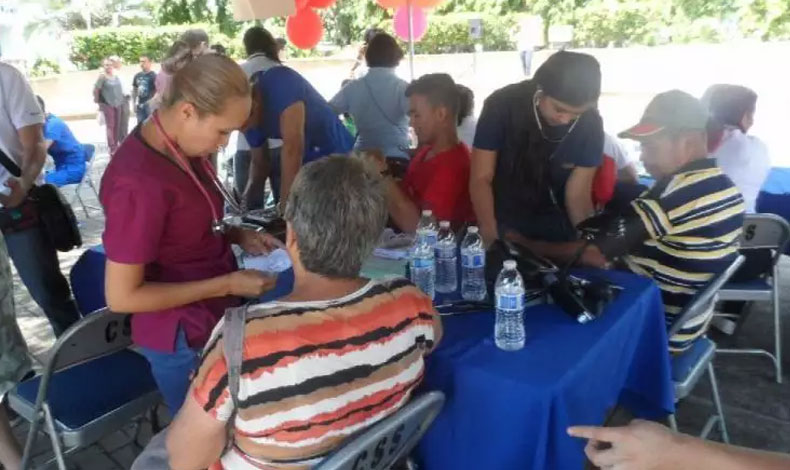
[578,207,649,260]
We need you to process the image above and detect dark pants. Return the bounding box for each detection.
[722,248,773,315]
[234,147,281,209]
[520,49,534,76]
[135,102,151,124]
[117,96,130,143]
[4,226,80,336]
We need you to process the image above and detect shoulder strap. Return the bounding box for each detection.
[223,304,248,411]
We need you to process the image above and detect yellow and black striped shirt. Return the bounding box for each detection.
[626,158,745,352]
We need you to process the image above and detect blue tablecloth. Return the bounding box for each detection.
[415,269,674,470]
[756,168,790,237]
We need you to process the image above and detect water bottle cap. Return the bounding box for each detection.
[439,221,450,228]
[468,226,479,234]
[503,260,517,270]
[422,210,433,216]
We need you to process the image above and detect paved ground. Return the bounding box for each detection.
[8,139,790,468]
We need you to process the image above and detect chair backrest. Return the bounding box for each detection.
[740,213,790,264]
[314,391,445,470]
[82,143,96,163]
[668,255,745,338]
[46,308,132,373]
[69,245,107,316]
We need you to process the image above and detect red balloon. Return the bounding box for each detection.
[286,8,324,50]
[307,0,336,8]
[414,0,443,6]
[295,0,309,8]
[376,0,405,8]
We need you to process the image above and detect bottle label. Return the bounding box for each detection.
[496,293,525,310]
[411,258,434,269]
[462,253,485,268]
[435,246,456,259]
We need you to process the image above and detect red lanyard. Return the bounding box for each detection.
[151,111,225,234]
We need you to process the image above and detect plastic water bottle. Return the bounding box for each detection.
[495,260,526,351]
[416,210,438,248]
[460,226,486,301]
[410,239,435,299]
[435,221,457,293]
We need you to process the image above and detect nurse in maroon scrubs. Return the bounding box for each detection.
[100,51,278,415]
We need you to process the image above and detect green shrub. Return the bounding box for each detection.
[69,23,244,70]
[375,13,517,54]
[572,1,667,47]
[30,58,61,78]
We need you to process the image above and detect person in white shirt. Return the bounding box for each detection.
[604,132,639,184]
[703,84,770,214]
[0,63,79,336]
[233,26,283,210]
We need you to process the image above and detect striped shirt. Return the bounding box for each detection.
[625,158,745,352]
[192,278,441,469]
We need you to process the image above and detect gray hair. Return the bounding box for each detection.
[284,156,387,278]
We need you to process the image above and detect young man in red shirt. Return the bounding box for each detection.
[369,73,474,231]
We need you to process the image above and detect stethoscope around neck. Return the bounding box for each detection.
[151,111,245,236]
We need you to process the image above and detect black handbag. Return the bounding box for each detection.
[0,149,82,252]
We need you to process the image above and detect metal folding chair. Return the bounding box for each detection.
[667,255,744,444]
[66,143,102,218]
[314,391,445,470]
[7,308,161,470]
[716,213,789,383]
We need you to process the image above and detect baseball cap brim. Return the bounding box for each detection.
[618,123,664,140]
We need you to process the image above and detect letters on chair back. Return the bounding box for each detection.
[51,309,133,372]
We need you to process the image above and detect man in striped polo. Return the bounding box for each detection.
[617,90,746,353]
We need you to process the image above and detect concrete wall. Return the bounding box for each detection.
[30,41,790,164]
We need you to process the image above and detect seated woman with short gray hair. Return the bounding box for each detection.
[165,155,442,470]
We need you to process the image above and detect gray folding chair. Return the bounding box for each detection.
[667,255,744,444]
[314,391,445,470]
[66,143,102,218]
[8,308,161,470]
[715,213,789,383]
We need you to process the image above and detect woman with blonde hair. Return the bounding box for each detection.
[151,29,210,112]
[100,53,280,415]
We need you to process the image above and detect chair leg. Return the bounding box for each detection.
[773,266,782,384]
[707,363,729,444]
[668,413,678,432]
[77,193,89,219]
[43,404,68,470]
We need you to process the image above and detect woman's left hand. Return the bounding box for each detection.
[236,229,284,255]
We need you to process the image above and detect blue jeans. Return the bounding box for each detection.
[4,226,80,336]
[520,49,534,76]
[139,328,201,417]
[135,102,150,124]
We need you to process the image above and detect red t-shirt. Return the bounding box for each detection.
[401,142,475,227]
[592,154,617,208]
[100,131,239,353]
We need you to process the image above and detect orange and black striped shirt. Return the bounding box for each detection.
[192,277,441,469]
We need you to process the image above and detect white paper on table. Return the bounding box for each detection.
[242,248,292,273]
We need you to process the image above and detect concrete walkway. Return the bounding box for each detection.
[9,144,790,468]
